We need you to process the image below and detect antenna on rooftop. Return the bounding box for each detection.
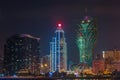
[85,8,88,13]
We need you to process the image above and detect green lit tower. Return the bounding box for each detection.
[76,16,97,66]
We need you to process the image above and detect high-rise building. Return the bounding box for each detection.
[76,16,97,66]
[50,24,67,72]
[4,34,40,75]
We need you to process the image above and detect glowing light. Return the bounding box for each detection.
[76,16,97,66]
[50,23,67,72]
[58,23,62,27]
[41,64,43,68]
[102,51,105,58]
[88,20,90,22]
[82,21,84,23]
[44,64,48,67]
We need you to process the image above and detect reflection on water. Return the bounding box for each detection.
[0,76,119,80]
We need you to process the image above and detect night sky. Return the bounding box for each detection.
[0,0,120,63]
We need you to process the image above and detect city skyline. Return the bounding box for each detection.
[0,0,120,63]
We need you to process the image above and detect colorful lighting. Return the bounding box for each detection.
[76,16,97,67]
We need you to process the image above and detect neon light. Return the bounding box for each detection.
[54,38,57,71]
[58,23,62,27]
[50,24,67,72]
[58,30,60,71]
[76,16,97,66]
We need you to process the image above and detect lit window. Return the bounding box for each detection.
[41,64,43,68]
[82,21,84,23]
[87,20,90,22]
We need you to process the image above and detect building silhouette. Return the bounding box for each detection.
[50,24,67,72]
[4,34,40,75]
[76,16,97,66]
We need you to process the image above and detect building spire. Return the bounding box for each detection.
[85,8,88,14]
[84,8,89,17]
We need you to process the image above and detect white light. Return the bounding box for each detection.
[102,51,105,58]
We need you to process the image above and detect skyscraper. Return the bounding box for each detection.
[76,16,97,66]
[50,24,67,72]
[4,34,40,75]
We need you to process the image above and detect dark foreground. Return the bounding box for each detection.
[0,76,120,80]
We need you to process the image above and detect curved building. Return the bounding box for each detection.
[76,16,97,66]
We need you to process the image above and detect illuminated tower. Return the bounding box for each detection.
[76,16,97,66]
[50,24,67,72]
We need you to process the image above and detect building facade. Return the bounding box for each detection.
[50,24,67,72]
[40,55,50,73]
[76,16,97,66]
[102,50,120,71]
[92,60,105,74]
[4,34,40,75]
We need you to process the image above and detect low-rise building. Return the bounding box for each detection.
[102,49,120,71]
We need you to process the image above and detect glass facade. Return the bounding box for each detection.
[50,25,67,72]
[4,34,40,75]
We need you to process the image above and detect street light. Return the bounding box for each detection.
[44,64,48,67]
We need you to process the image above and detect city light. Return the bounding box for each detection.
[50,23,67,72]
[44,64,47,67]
[58,23,62,27]
[76,16,97,66]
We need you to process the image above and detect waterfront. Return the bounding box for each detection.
[0,75,120,80]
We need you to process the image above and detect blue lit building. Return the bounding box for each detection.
[50,24,67,72]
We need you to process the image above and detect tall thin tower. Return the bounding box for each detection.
[76,16,97,66]
[50,24,67,72]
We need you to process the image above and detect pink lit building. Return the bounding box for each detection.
[92,60,105,74]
